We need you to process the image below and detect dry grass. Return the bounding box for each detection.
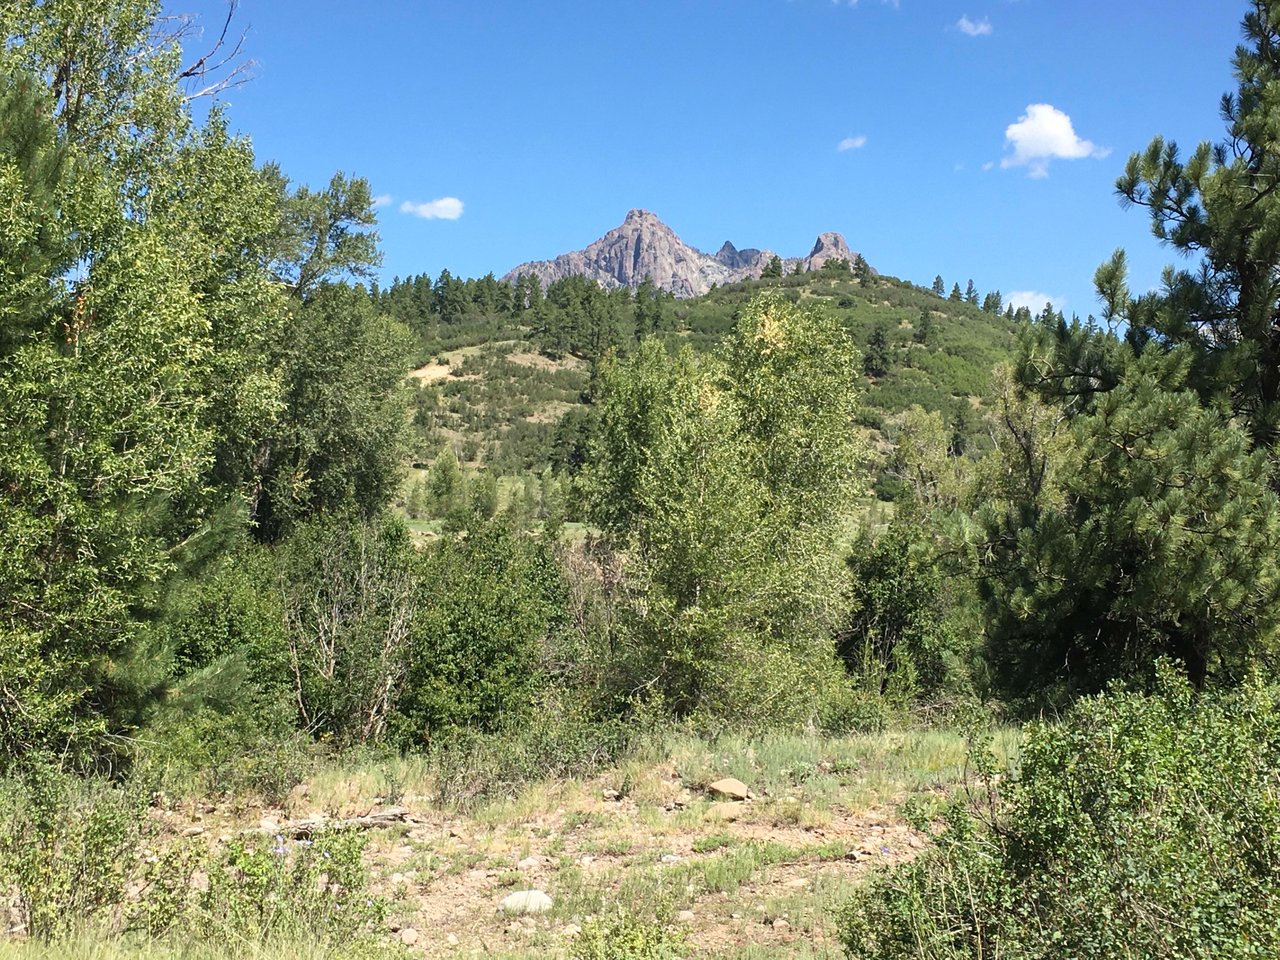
[1,726,1017,959]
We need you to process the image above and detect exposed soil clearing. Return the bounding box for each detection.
[151,771,926,958]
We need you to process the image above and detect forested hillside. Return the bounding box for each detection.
[379,262,1027,522]
[4,2,1280,959]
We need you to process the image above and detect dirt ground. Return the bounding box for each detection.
[152,756,932,959]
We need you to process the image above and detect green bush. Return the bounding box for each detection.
[276,512,421,745]
[135,828,384,948]
[137,700,311,805]
[570,909,686,960]
[840,522,967,700]
[393,516,563,741]
[839,668,1280,960]
[0,763,148,941]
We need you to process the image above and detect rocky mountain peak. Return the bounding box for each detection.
[502,213,866,299]
[623,208,660,225]
[805,232,854,269]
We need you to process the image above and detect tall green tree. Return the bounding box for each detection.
[864,323,891,377]
[268,170,381,302]
[582,294,862,722]
[0,63,218,762]
[1099,0,1280,450]
[913,308,934,344]
[254,284,411,541]
[970,340,1280,704]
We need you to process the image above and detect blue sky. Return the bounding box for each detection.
[172,1,1243,316]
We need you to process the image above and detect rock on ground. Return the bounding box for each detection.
[708,777,751,800]
[500,890,553,915]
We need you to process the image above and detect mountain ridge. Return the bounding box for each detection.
[502,210,867,298]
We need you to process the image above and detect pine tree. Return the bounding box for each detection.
[932,275,946,297]
[1099,1,1280,449]
[429,448,465,518]
[949,283,963,302]
[964,279,979,305]
[973,342,1280,703]
[864,323,891,377]
[913,308,933,345]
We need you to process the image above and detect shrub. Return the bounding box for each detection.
[276,512,420,745]
[135,828,385,948]
[570,909,686,960]
[0,763,148,941]
[393,516,563,742]
[839,668,1280,960]
[137,700,311,805]
[429,689,641,808]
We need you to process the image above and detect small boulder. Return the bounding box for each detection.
[677,910,696,923]
[400,927,419,946]
[706,801,744,822]
[517,856,540,871]
[500,890,554,916]
[708,777,751,800]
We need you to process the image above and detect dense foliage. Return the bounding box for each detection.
[5,2,1280,957]
[840,671,1280,960]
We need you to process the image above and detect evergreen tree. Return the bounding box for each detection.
[761,254,784,280]
[932,275,946,297]
[949,282,963,302]
[1096,1,1280,450]
[982,289,1003,313]
[433,269,469,325]
[634,275,665,337]
[913,308,934,345]
[854,254,872,284]
[972,335,1280,705]
[864,323,891,377]
[964,279,979,305]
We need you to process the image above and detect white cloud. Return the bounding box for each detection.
[1000,103,1109,178]
[372,194,392,209]
[1006,290,1064,313]
[838,135,867,151]
[981,160,995,171]
[400,197,464,220]
[956,15,992,36]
